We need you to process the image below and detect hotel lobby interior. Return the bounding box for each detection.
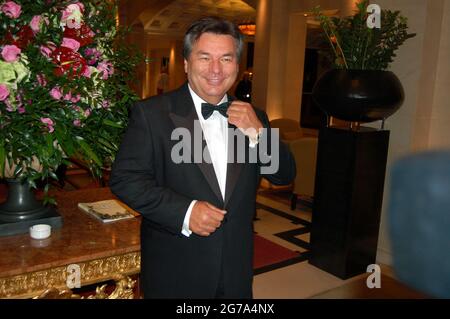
[0,0,449,300]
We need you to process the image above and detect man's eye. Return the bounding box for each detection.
[200,56,210,61]
[221,57,232,62]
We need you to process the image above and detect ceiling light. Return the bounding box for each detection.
[238,22,256,36]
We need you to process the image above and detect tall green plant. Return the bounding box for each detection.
[313,0,416,70]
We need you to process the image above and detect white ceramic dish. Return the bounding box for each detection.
[29,224,51,240]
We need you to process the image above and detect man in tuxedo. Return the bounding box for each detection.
[110,16,295,298]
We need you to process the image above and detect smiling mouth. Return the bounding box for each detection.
[206,78,223,85]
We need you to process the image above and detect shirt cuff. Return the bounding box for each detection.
[182,200,197,237]
[249,128,263,148]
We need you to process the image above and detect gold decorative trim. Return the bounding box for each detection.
[34,275,136,299]
[33,288,81,299]
[88,275,136,299]
[0,252,140,299]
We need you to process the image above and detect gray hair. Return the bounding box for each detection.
[183,16,244,61]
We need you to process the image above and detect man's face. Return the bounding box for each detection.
[184,33,239,105]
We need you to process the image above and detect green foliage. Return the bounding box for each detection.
[0,0,142,191]
[313,0,416,70]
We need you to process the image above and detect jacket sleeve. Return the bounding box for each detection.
[255,110,296,185]
[109,102,192,235]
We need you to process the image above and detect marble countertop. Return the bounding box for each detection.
[0,188,141,278]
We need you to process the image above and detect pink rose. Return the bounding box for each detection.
[62,3,84,29]
[0,84,10,101]
[61,37,80,52]
[18,106,25,114]
[1,1,21,19]
[66,19,81,30]
[74,2,85,11]
[30,15,41,33]
[71,94,81,103]
[1,45,21,62]
[62,3,84,20]
[73,119,81,127]
[50,86,63,100]
[40,45,53,58]
[40,117,55,133]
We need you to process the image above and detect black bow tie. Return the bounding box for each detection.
[201,101,230,120]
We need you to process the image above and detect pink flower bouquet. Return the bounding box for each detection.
[0,0,140,196]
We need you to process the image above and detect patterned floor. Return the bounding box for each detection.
[254,193,312,274]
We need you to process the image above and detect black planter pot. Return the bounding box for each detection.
[312,69,405,123]
[0,179,62,236]
[0,179,50,222]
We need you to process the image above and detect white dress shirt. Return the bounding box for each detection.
[181,85,229,236]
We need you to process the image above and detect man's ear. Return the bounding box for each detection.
[184,59,188,73]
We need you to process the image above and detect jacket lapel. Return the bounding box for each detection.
[168,83,223,204]
[224,96,243,207]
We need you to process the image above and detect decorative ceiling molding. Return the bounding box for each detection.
[137,0,256,36]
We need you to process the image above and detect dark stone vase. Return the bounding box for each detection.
[0,179,62,236]
[312,69,405,123]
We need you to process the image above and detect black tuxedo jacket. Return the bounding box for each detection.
[110,83,295,298]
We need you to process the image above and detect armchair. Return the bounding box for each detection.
[261,118,318,194]
[259,118,304,191]
[269,118,303,142]
[288,137,318,210]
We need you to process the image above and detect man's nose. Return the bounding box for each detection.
[209,59,222,74]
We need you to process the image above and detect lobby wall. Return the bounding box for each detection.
[252,0,356,121]
[367,0,450,266]
[428,0,450,150]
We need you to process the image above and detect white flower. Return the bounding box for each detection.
[0,55,29,87]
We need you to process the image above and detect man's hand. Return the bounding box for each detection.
[227,101,263,141]
[190,201,227,236]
